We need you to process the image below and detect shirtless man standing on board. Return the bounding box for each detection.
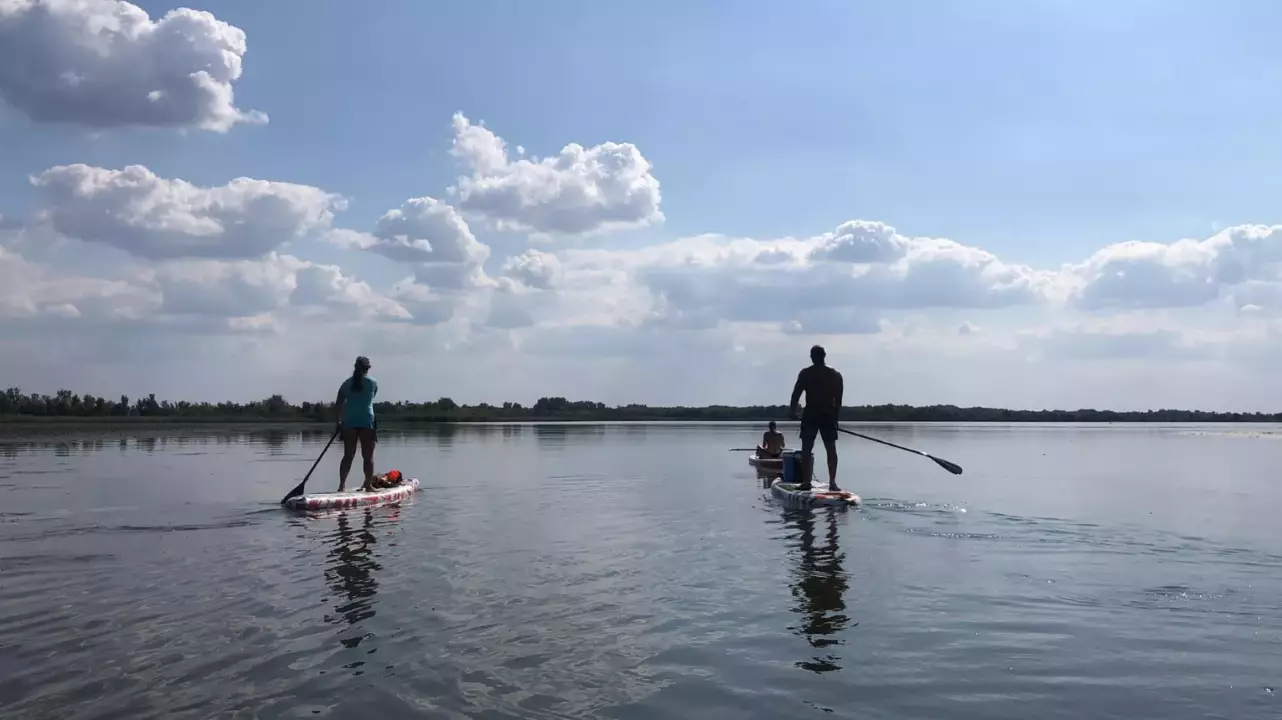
[788,345,843,492]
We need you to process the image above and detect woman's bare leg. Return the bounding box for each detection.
[359,429,376,491]
[338,429,358,491]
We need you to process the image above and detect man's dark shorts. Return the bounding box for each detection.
[799,415,838,453]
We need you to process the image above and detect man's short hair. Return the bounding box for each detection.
[810,345,825,360]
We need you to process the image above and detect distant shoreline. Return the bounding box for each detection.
[6,391,1281,426]
[3,415,1281,442]
[5,416,1282,425]
[3,414,1282,429]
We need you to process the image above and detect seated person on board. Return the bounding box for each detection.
[757,421,786,458]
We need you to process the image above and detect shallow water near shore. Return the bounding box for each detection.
[2,421,1280,719]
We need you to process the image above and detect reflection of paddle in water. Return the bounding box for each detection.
[324,508,384,635]
[784,507,852,673]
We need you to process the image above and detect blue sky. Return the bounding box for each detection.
[9,0,1282,260]
[3,0,1282,410]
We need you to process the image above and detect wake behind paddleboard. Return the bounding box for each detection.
[770,479,861,508]
[283,478,421,512]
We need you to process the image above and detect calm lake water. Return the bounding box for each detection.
[1,422,1279,719]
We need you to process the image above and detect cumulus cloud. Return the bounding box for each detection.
[30,164,344,260]
[325,195,502,326]
[292,263,412,321]
[147,253,412,324]
[501,249,563,290]
[0,0,266,131]
[387,277,463,327]
[9,143,1282,414]
[1,244,411,341]
[0,244,159,321]
[447,112,663,236]
[557,221,1052,334]
[331,196,493,294]
[152,255,297,317]
[1066,224,1282,311]
[811,220,907,264]
[370,196,489,267]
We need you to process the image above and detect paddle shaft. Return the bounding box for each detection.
[280,426,341,504]
[835,426,964,475]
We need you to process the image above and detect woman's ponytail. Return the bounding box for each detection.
[350,356,370,391]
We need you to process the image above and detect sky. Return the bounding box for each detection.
[3,0,1282,412]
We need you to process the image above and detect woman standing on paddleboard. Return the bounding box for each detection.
[335,356,378,492]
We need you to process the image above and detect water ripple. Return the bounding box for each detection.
[1,424,1279,719]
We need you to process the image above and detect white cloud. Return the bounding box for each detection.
[147,253,413,324]
[447,112,663,236]
[501,249,563,290]
[811,220,908,264]
[552,221,1053,334]
[152,255,298,317]
[0,0,266,131]
[5,86,1282,420]
[387,277,465,327]
[0,244,159,321]
[370,196,489,267]
[292,263,412,321]
[332,197,494,294]
[30,164,344,260]
[1066,224,1282,311]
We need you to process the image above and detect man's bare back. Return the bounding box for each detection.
[793,364,843,420]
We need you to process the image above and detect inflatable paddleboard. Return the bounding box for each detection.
[748,447,800,470]
[284,478,420,512]
[770,479,861,508]
[748,454,783,470]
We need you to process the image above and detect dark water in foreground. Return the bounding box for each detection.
[1,422,1279,719]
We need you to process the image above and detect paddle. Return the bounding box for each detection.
[280,425,341,505]
[836,426,964,475]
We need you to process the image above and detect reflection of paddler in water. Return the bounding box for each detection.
[785,507,852,673]
[325,508,385,627]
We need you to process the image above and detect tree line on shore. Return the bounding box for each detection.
[1,387,1279,423]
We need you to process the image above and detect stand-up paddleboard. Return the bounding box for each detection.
[770,478,861,508]
[283,478,420,512]
[748,447,800,470]
[748,454,783,471]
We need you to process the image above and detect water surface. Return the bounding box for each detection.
[1,422,1279,718]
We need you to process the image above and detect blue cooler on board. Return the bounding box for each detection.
[782,450,803,484]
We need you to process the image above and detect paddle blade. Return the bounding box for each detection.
[931,456,964,475]
[280,426,341,505]
[280,479,307,505]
